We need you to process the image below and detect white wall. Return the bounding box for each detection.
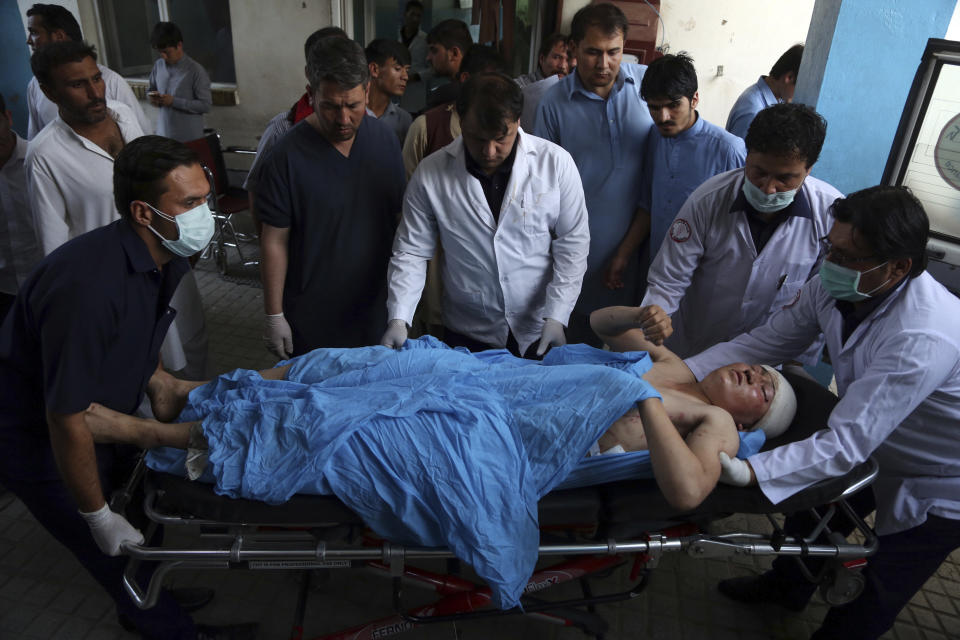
[559,0,816,126]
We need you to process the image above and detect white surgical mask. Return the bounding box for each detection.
[145,201,215,258]
[742,177,799,213]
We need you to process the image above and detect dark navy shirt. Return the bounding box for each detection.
[256,116,405,353]
[0,220,188,432]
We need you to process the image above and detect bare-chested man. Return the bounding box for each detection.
[84,305,795,512]
[590,305,796,508]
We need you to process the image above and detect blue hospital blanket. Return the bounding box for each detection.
[146,337,762,608]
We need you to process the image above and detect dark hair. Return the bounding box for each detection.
[31,40,97,87]
[0,92,5,113]
[770,44,804,79]
[744,103,826,167]
[570,3,628,43]
[404,1,423,13]
[640,52,698,102]
[304,26,349,62]
[460,44,505,78]
[307,37,369,90]
[150,22,183,50]
[114,136,200,218]
[830,186,929,277]
[26,4,82,42]
[365,38,411,67]
[456,72,523,136]
[539,33,568,61]
[426,19,473,56]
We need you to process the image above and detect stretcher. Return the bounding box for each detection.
[116,371,879,639]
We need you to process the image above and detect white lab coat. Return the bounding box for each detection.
[685,272,960,535]
[641,169,840,360]
[387,130,590,355]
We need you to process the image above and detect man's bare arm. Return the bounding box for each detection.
[260,224,290,315]
[589,305,674,352]
[47,409,105,512]
[640,400,740,511]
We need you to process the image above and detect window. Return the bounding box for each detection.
[98,0,236,84]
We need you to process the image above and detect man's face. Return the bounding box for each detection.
[460,110,519,175]
[0,110,12,140]
[146,163,211,243]
[743,151,811,194]
[823,221,895,294]
[372,57,409,98]
[156,42,184,64]
[313,81,367,143]
[539,41,569,78]
[26,15,66,51]
[427,43,456,77]
[403,6,422,30]
[43,56,108,125]
[575,26,623,96]
[701,363,776,428]
[647,93,698,137]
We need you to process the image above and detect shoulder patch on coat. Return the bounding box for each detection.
[669,219,692,243]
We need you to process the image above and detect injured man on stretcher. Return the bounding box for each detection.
[81,305,798,608]
[84,304,796,514]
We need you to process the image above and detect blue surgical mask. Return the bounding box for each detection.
[145,202,215,258]
[742,177,799,213]
[819,259,890,302]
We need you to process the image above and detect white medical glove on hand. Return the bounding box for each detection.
[381,319,408,349]
[536,318,566,356]
[718,452,753,487]
[263,313,293,359]
[79,504,144,556]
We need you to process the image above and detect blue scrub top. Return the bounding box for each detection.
[642,115,746,260]
[535,63,654,312]
[0,220,187,432]
[725,76,781,139]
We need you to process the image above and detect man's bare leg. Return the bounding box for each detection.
[85,402,203,450]
[147,363,293,422]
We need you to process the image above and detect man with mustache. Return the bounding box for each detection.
[25,41,144,255]
[534,3,655,346]
[24,3,150,138]
[605,53,745,289]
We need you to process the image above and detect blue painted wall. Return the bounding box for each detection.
[0,0,33,137]
[802,0,957,195]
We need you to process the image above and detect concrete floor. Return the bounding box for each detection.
[0,241,958,640]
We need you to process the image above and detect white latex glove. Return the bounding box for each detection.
[79,503,144,556]
[263,313,293,359]
[380,318,408,349]
[718,451,753,487]
[536,318,567,356]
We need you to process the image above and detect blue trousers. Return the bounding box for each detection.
[771,489,960,639]
[0,424,197,640]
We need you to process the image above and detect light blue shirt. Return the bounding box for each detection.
[725,76,781,139]
[535,63,653,312]
[642,114,746,259]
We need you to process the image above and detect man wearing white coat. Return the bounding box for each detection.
[692,186,960,639]
[641,104,841,360]
[382,73,589,358]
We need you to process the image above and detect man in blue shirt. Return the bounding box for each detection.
[725,44,803,139]
[605,53,745,288]
[535,3,654,345]
[0,136,252,639]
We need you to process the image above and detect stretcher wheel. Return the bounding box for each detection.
[819,566,865,606]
